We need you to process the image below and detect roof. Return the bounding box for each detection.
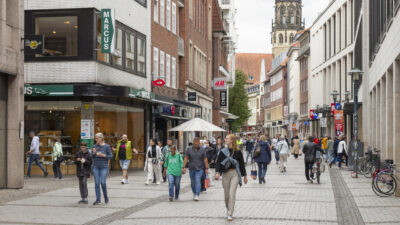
[235,53,274,84]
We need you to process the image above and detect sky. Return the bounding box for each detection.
[236,0,331,53]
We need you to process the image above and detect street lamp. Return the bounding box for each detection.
[344,91,351,103]
[348,68,363,178]
[331,90,339,103]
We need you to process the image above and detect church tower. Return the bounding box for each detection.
[271,0,304,57]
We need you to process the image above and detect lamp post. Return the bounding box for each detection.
[349,68,363,178]
[331,90,339,104]
[344,91,351,103]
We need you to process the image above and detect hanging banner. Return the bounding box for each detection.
[334,110,344,136]
[101,9,115,53]
[309,109,314,120]
[331,103,336,115]
[220,90,227,106]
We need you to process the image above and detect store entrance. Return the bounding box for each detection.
[155,118,167,145]
[0,75,8,188]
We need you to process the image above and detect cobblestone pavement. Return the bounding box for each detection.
[1,156,400,224]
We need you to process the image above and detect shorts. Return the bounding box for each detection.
[119,160,131,170]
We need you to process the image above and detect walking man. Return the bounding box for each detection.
[113,134,138,184]
[182,137,209,201]
[161,139,173,183]
[245,137,254,164]
[26,131,48,178]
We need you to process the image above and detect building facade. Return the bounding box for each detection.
[271,0,304,57]
[361,1,400,164]
[24,0,153,173]
[286,41,300,139]
[310,0,361,140]
[0,0,24,188]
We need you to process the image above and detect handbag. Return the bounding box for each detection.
[253,145,261,158]
[205,174,210,188]
[251,163,257,180]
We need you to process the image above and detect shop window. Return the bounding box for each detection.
[126,31,136,71]
[35,16,78,57]
[111,26,123,67]
[154,0,159,22]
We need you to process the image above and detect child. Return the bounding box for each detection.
[76,142,93,204]
[162,145,183,201]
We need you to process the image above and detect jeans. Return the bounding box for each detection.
[93,166,108,201]
[201,169,206,192]
[52,160,62,179]
[167,174,182,199]
[257,162,268,182]
[78,176,88,199]
[338,152,348,167]
[245,151,252,164]
[27,154,47,176]
[189,169,203,196]
[330,153,338,164]
[274,149,280,162]
[305,161,314,181]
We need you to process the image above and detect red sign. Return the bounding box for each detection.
[331,103,336,115]
[309,109,314,119]
[153,79,165,86]
[214,80,225,87]
[171,106,175,115]
[334,110,344,136]
[291,123,297,131]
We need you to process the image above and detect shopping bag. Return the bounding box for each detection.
[205,174,210,188]
[251,163,257,180]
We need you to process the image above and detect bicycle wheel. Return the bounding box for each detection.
[374,171,396,196]
[363,161,373,178]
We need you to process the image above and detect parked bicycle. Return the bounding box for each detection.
[372,159,398,197]
[358,147,381,178]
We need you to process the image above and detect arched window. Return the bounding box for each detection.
[279,34,283,44]
[280,6,286,24]
[290,12,294,24]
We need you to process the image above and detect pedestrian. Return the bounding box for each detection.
[329,136,341,167]
[161,139,173,183]
[144,138,162,185]
[52,137,64,180]
[291,136,300,159]
[271,134,280,165]
[302,136,325,183]
[76,142,93,204]
[253,135,272,184]
[326,137,334,163]
[26,131,48,178]
[215,134,248,221]
[182,137,209,201]
[163,145,183,201]
[113,134,138,184]
[337,136,348,168]
[92,133,113,205]
[205,140,217,169]
[277,136,290,173]
[322,136,328,161]
[245,137,254,164]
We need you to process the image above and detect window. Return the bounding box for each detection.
[166,54,171,87]
[290,12,294,24]
[290,34,294,43]
[300,79,308,93]
[166,0,171,30]
[137,36,146,74]
[271,88,282,102]
[125,32,135,71]
[160,51,165,81]
[160,0,165,26]
[282,16,286,24]
[172,57,176,88]
[154,0,159,22]
[35,16,78,57]
[279,34,283,44]
[153,47,159,78]
[301,102,308,116]
[112,26,123,67]
[172,2,176,34]
[270,71,282,86]
[189,0,193,19]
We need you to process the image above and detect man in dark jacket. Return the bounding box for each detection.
[303,136,325,183]
[245,137,255,164]
[329,137,341,167]
[253,136,272,184]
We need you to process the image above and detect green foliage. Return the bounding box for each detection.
[229,70,251,131]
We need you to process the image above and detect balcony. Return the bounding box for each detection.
[178,37,184,57]
[299,42,310,57]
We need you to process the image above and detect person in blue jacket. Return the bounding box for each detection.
[253,135,272,184]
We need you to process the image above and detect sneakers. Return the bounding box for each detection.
[145,180,150,185]
[78,199,85,204]
[124,179,129,184]
[44,172,49,177]
[193,195,199,201]
[93,200,101,205]
[122,179,129,184]
[79,199,88,204]
[308,180,313,184]
[227,216,233,221]
[156,181,160,185]
[169,197,173,202]
[104,196,109,204]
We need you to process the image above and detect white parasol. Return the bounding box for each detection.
[169,118,226,132]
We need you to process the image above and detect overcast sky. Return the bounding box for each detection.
[236,0,331,53]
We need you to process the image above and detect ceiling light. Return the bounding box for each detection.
[64,21,71,24]
[52,30,56,34]
[74,25,78,29]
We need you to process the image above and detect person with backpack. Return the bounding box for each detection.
[215,134,247,221]
[163,145,183,201]
[276,136,290,173]
[253,135,272,184]
[76,142,93,204]
[303,136,325,183]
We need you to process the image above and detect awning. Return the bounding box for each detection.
[152,99,173,105]
[154,113,189,121]
[219,110,239,120]
[173,99,202,108]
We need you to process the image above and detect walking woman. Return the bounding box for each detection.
[253,135,272,184]
[92,133,113,205]
[52,137,64,180]
[215,134,247,221]
[291,136,300,159]
[144,139,162,185]
[277,136,290,173]
[113,134,138,184]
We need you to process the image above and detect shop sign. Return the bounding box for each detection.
[331,103,336,115]
[81,120,91,140]
[24,84,73,96]
[284,106,289,117]
[129,88,153,100]
[24,35,44,55]
[309,109,314,119]
[153,79,166,87]
[162,106,176,115]
[101,8,116,54]
[304,121,310,126]
[335,103,342,110]
[320,118,328,128]
[314,113,319,120]
[212,78,227,90]
[334,110,344,136]
[220,90,227,106]
[188,92,197,101]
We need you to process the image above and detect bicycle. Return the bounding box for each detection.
[361,147,381,178]
[372,159,399,197]
[312,156,325,184]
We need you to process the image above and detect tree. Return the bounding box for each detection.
[229,70,251,132]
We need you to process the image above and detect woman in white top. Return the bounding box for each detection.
[337,136,348,168]
[144,139,162,185]
[276,136,290,173]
